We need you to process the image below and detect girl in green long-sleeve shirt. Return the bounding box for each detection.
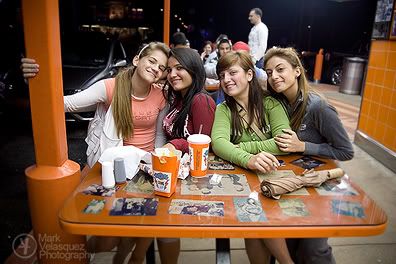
[211,51,291,174]
[211,51,294,264]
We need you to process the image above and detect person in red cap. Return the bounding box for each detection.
[232,41,250,52]
[232,41,267,81]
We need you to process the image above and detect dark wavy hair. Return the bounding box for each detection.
[216,50,269,142]
[165,48,207,137]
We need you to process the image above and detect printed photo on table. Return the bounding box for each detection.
[109,198,158,216]
[233,197,267,222]
[291,156,325,170]
[181,174,251,196]
[315,178,359,196]
[123,170,154,194]
[331,200,365,218]
[82,184,118,197]
[168,199,224,216]
[278,198,310,217]
[82,199,106,214]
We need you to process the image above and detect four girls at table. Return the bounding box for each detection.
[22,42,353,264]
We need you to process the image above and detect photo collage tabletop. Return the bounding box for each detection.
[62,155,386,229]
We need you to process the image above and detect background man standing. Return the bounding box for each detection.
[248,8,268,68]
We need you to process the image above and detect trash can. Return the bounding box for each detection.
[339,57,367,95]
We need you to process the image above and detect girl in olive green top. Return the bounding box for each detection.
[211,51,291,174]
[212,96,290,169]
[211,51,293,264]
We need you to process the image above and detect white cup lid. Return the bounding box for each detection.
[187,134,211,144]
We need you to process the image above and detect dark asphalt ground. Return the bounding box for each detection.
[0,105,88,262]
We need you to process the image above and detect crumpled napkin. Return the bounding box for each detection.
[98,146,151,180]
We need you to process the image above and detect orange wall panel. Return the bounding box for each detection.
[360,99,370,116]
[389,108,396,127]
[366,68,375,83]
[387,52,396,70]
[378,107,389,124]
[359,115,368,133]
[381,88,392,107]
[383,71,395,89]
[383,127,395,147]
[371,41,389,51]
[358,40,396,152]
[390,41,396,51]
[374,69,385,85]
[391,92,396,107]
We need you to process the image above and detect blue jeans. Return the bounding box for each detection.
[255,57,264,69]
[286,238,336,264]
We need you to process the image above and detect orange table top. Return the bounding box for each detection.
[59,155,387,238]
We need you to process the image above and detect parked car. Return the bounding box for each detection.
[62,32,128,121]
[0,31,128,121]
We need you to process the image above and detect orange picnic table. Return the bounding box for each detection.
[59,155,387,262]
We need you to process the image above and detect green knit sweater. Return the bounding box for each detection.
[211,96,290,168]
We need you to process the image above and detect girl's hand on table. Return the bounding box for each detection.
[247,152,279,173]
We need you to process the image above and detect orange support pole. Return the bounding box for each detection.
[163,0,170,45]
[313,48,324,84]
[21,0,87,263]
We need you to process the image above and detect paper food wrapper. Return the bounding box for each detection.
[139,151,190,180]
[151,148,183,197]
[98,145,150,180]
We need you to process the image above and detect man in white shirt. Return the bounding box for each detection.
[248,8,268,69]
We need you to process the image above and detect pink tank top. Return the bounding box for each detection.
[104,78,166,152]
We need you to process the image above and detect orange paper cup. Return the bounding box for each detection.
[151,151,181,197]
[187,134,211,177]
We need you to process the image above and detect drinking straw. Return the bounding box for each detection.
[198,124,203,134]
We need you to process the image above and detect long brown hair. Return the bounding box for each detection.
[112,42,169,139]
[264,47,310,131]
[216,50,269,142]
